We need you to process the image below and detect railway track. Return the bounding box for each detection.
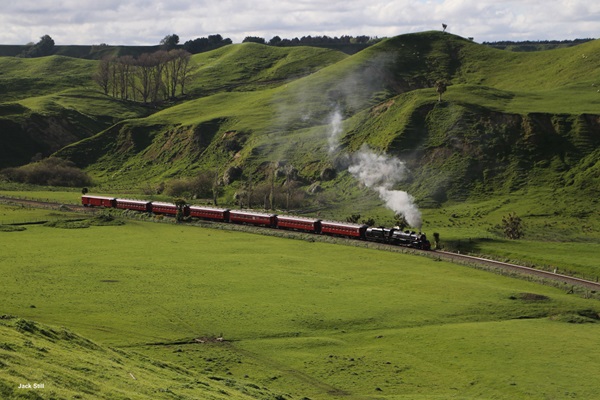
[0,195,90,212]
[2,195,599,292]
[433,250,600,291]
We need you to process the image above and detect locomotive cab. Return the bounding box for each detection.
[365,227,393,242]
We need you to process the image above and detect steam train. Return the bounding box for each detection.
[81,195,431,250]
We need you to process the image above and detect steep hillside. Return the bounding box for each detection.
[343,88,600,204]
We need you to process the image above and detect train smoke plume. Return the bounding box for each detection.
[327,110,422,228]
[327,108,343,154]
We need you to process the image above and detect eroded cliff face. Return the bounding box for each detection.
[374,103,600,204]
[51,98,599,205]
[0,110,106,169]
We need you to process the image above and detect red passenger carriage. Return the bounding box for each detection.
[116,199,151,212]
[81,195,116,208]
[276,215,322,233]
[150,202,181,216]
[229,210,277,227]
[188,206,230,221]
[320,221,368,238]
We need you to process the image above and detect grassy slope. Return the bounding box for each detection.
[0,217,599,399]
[0,317,271,400]
[0,56,96,101]
[0,56,153,168]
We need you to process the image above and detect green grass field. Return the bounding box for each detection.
[1,207,599,399]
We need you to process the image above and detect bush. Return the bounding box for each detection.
[502,212,524,239]
[0,157,92,187]
[165,172,215,199]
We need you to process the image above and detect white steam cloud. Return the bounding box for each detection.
[327,110,422,229]
[327,109,343,154]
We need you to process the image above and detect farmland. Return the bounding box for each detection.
[1,203,599,399]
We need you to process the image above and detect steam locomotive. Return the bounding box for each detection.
[81,195,431,250]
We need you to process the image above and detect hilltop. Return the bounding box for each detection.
[1,31,599,226]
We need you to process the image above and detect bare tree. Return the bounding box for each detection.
[177,50,192,96]
[151,50,170,102]
[93,56,112,95]
[283,164,298,210]
[135,53,156,103]
[116,55,135,100]
[163,49,191,99]
[95,49,193,103]
[269,162,278,210]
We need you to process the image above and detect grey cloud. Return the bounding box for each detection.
[0,0,597,45]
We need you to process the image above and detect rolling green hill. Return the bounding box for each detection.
[1,31,599,232]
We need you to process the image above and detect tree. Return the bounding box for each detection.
[93,56,113,95]
[394,214,409,231]
[433,232,440,249]
[134,53,157,103]
[434,80,447,102]
[183,34,232,54]
[346,213,361,223]
[150,50,169,102]
[362,217,376,226]
[502,212,524,239]
[243,36,266,44]
[23,34,55,57]
[212,168,222,206]
[283,164,297,210]
[269,161,278,210]
[37,35,55,55]
[174,198,187,222]
[116,55,135,100]
[170,49,192,97]
[160,34,179,50]
[269,36,282,45]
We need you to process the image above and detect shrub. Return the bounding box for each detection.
[165,172,215,199]
[502,212,524,239]
[0,157,92,187]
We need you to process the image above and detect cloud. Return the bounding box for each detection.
[0,0,597,45]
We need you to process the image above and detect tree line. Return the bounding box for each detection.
[242,34,380,48]
[93,49,193,103]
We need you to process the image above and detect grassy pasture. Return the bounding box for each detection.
[1,214,599,399]
[421,187,600,278]
[1,186,599,279]
[0,56,96,102]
